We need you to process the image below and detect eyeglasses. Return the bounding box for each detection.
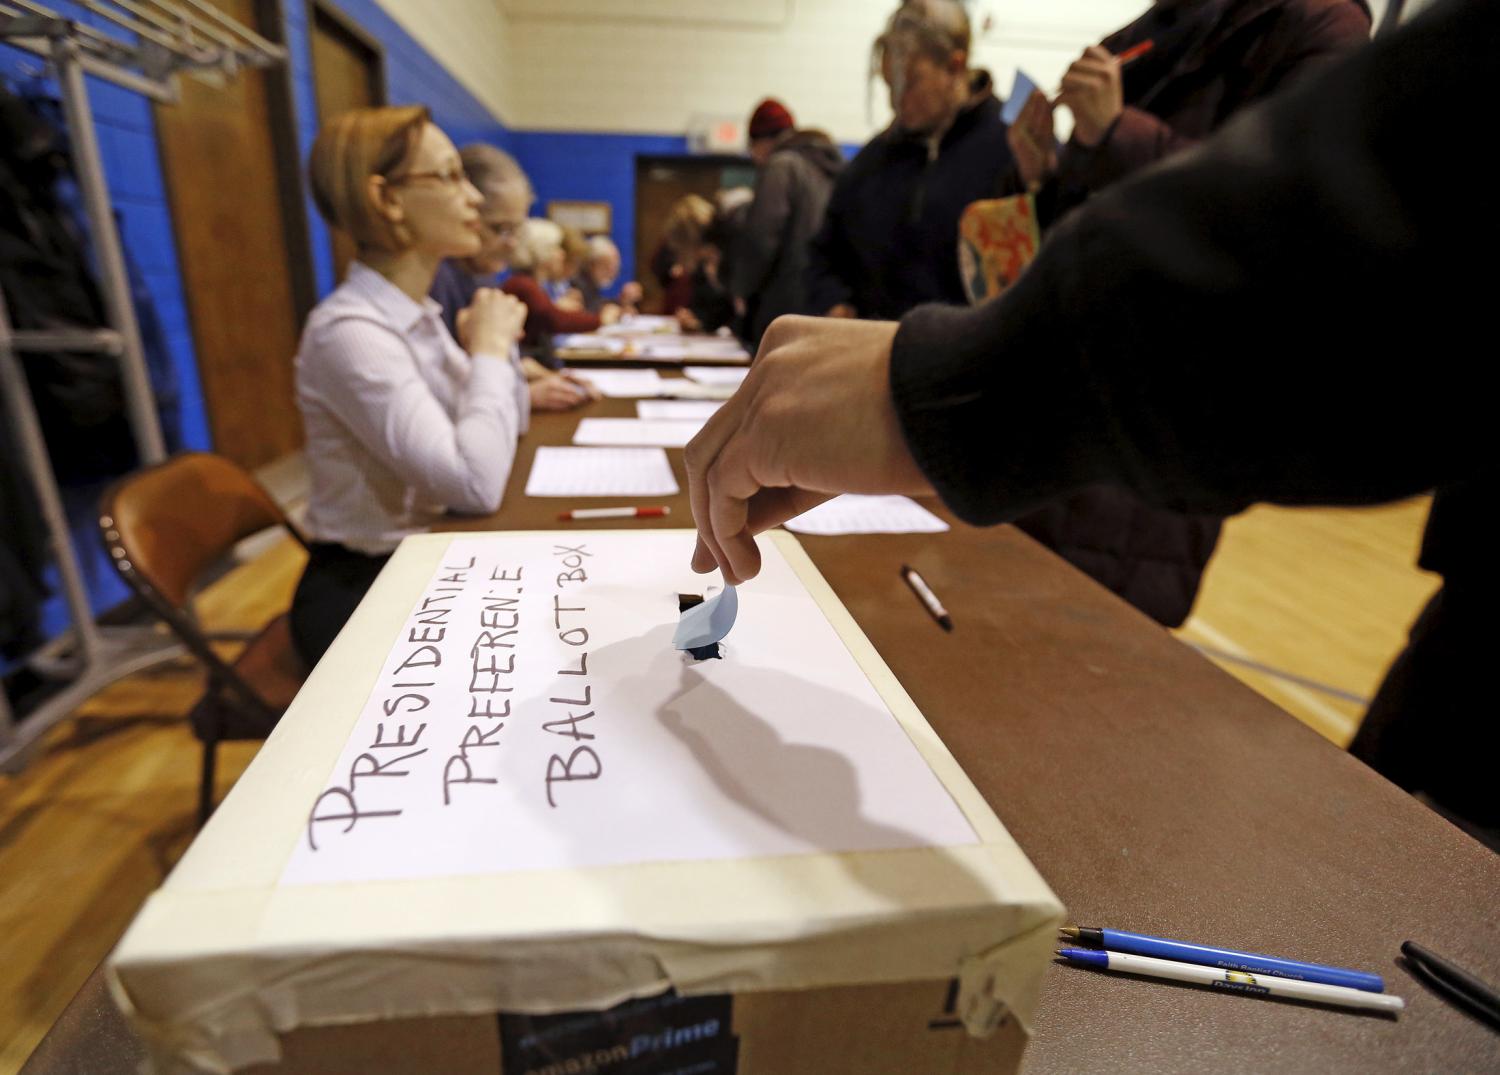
[387,165,470,189]
[478,219,522,240]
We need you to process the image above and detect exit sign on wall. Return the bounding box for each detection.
[687,114,746,154]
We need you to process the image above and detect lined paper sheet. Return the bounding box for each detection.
[570,369,666,398]
[574,418,706,448]
[657,380,736,401]
[556,334,626,356]
[685,366,750,387]
[525,447,680,496]
[784,495,950,536]
[637,400,723,420]
[598,314,678,336]
[634,338,750,364]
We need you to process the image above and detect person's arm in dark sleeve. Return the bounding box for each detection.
[890,0,1492,525]
[804,173,858,315]
[731,158,794,302]
[1060,2,1373,192]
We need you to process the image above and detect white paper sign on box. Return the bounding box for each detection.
[108,531,1062,1074]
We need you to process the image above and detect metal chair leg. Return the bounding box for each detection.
[198,738,218,828]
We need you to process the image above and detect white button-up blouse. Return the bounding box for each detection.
[295,261,529,554]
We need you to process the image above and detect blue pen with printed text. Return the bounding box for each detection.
[1059,925,1385,992]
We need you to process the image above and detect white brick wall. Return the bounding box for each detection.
[372,0,515,120]
[377,0,1387,139]
[374,0,1155,139]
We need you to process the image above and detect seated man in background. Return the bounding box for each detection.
[730,98,843,347]
[805,0,1014,321]
[572,235,642,316]
[503,218,620,368]
[430,144,597,412]
[999,0,1372,629]
[293,106,528,666]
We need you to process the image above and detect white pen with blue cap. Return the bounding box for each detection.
[1056,948,1404,1013]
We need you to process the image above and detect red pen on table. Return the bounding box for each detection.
[558,506,670,521]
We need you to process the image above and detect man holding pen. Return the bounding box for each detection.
[683,0,1495,839]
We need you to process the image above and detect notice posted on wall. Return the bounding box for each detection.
[280,531,976,885]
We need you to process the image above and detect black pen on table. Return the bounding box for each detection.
[1401,940,1500,1030]
[901,564,952,631]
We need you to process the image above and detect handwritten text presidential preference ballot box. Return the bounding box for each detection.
[108,530,1062,1075]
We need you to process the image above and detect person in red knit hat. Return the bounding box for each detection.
[735,98,843,344]
[747,98,795,154]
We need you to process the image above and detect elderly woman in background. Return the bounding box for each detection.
[292,105,528,666]
[430,144,597,411]
[572,235,642,315]
[549,226,590,308]
[502,217,620,368]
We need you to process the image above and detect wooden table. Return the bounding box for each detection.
[25,391,1500,1073]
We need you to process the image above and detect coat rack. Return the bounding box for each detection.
[0,0,285,769]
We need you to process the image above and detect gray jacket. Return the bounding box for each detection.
[730,129,843,343]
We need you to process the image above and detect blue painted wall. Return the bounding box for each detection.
[1,0,510,647]
[509,130,689,297]
[284,0,511,295]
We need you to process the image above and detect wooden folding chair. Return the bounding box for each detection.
[98,452,308,824]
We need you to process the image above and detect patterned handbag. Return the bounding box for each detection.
[957,192,1041,305]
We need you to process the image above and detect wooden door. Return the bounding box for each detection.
[310,3,384,285]
[633,155,752,311]
[154,0,310,469]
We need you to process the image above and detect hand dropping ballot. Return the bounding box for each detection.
[282,530,976,884]
[674,583,737,660]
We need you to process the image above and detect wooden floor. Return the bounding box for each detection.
[0,499,1438,1072]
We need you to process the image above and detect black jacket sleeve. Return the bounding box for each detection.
[890,0,1495,526]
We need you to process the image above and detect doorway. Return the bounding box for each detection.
[154,0,313,470]
[633,155,753,311]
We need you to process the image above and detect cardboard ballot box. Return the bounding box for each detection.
[109,531,1063,1074]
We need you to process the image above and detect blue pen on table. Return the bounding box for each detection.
[1060,925,1385,993]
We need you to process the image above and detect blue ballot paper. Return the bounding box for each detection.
[673,585,738,652]
[1002,68,1040,125]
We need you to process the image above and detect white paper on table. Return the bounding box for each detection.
[784,495,950,536]
[573,417,705,448]
[555,334,626,355]
[633,338,750,363]
[657,380,736,401]
[637,400,723,421]
[569,369,666,398]
[280,530,978,884]
[685,366,750,387]
[598,314,678,336]
[524,446,679,496]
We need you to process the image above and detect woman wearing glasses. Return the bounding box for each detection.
[290,105,529,667]
[430,143,599,412]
